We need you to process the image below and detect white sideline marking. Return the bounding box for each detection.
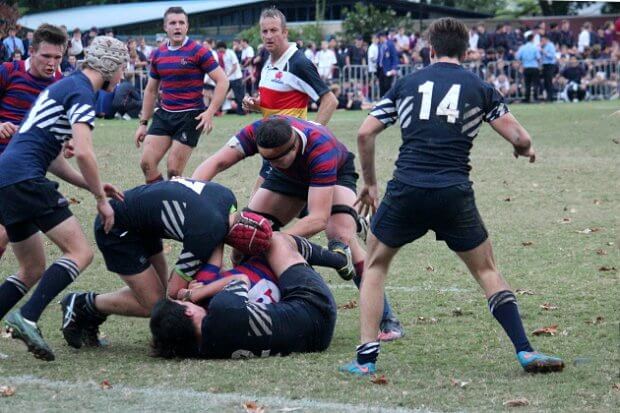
[4,375,440,413]
[328,284,470,293]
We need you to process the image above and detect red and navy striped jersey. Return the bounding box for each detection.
[229,115,350,187]
[0,59,61,152]
[149,38,219,112]
[258,45,329,119]
[195,258,280,304]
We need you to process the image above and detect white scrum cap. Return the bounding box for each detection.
[83,36,129,81]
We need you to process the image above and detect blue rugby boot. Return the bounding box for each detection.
[517,351,565,373]
[339,360,377,376]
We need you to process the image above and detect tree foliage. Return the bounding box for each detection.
[430,0,508,16]
[340,4,416,42]
[495,0,542,19]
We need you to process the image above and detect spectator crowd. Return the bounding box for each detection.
[1,17,618,116]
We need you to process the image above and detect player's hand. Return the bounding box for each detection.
[0,122,18,139]
[103,183,124,201]
[513,145,536,163]
[195,111,214,134]
[354,184,379,217]
[242,95,260,112]
[62,140,75,158]
[97,199,115,234]
[177,288,193,302]
[134,124,147,148]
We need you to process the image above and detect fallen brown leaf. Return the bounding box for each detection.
[68,197,81,205]
[540,303,558,311]
[100,379,112,390]
[370,374,388,385]
[503,397,529,407]
[243,401,265,413]
[532,324,558,336]
[452,308,463,316]
[521,241,533,246]
[450,378,470,388]
[612,138,620,144]
[426,265,434,272]
[585,316,604,325]
[558,217,572,224]
[577,227,602,234]
[593,199,602,205]
[613,383,620,391]
[0,386,15,397]
[338,300,357,310]
[595,249,607,256]
[598,266,617,272]
[504,197,512,202]
[515,289,536,296]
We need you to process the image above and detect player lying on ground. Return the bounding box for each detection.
[193,115,404,341]
[59,178,274,349]
[0,36,127,361]
[341,17,564,375]
[150,232,337,359]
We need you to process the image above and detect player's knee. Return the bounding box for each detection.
[140,158,155,174]
[73,244,94,270]
[167,168,180,180]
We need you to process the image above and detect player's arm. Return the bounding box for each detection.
[283,185,334,238]
[196,66,228,134]
[355,115,385,216]
[134,76,160,147]
[178,273,250,303]
[489,112,535,162]
[0,122,18,139]
[192,143,245,181]
[315,91,338,126]
[168,243,225,299]
[72,123,118,232]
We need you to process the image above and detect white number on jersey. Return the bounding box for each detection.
[171,177,205,195]
[417,81,461,124]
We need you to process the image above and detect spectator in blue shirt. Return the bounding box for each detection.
[540,35,557,101]
[516,34,540,102]
[2,27,25,59]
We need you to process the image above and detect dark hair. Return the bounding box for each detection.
[149,299,199,359]
[164,6,188,21]
[216,41,227,49]
[427,18,468,59]
[256,117,293,148]
[242,38,249,43]
[260,6,287,29]
[32,23,67,51]
[526,34,534,42]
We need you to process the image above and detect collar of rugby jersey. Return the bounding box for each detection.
[166,37,190,51]
[291,126,308,154]
[266,43,297,70]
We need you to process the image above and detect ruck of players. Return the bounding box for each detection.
[0,7,564,379]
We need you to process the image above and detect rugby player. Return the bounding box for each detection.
[0,24,66,260]
[0,36,127,361]
[134,7,228,184]
[192,115,404,340]
[341,18,564,375]
[150,232,337,359]
[59,178,272,349]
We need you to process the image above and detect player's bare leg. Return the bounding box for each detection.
[140,134,172,183]
[0,224,8,259]
[248,189,306,227]
[456,239,564,373]
[166,140,194,179]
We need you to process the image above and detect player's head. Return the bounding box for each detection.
[163,6,189,45]
[259,7,288,56]
[29,23,67,78]
[427,18,469,62]
[256,117,299,169]
[150,299,203,358]
[83,36,129,92]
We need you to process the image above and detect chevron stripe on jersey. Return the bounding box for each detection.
[160,199,186,240]
[258,45,328,120]
[370,98,397,126]
[247,301,273,337]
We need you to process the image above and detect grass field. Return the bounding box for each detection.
[0,101,618,412]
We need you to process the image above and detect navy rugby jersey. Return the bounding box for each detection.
[111,179,237,278]
[0,71,95,188]
[370,62,509,188]
[228,115,350,187]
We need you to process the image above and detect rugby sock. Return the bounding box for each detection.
[294,236,347,269]
[146,174,164,184]
[84,291,107,319]
[488,290,534,353]
[21,258,80,322]
[0,275,28,320]
[356,341,380,365]
[352,262,394,322]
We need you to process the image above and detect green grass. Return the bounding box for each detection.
[1,101,619,412]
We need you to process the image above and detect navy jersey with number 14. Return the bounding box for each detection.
[370,62,509,188]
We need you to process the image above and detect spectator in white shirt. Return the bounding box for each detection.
[314,40,337,81]
[217,41,245,115]
[67,28,83,58]
[394,27,410,52]
[578,22,592,53]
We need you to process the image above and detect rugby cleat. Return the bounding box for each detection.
[5,310,55,361]
[378,317,405,342]
[60,292,107,349]
[329,240,356,281]
[356,214,370,243]
[339,360,376,376]
[517,351,565,373]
